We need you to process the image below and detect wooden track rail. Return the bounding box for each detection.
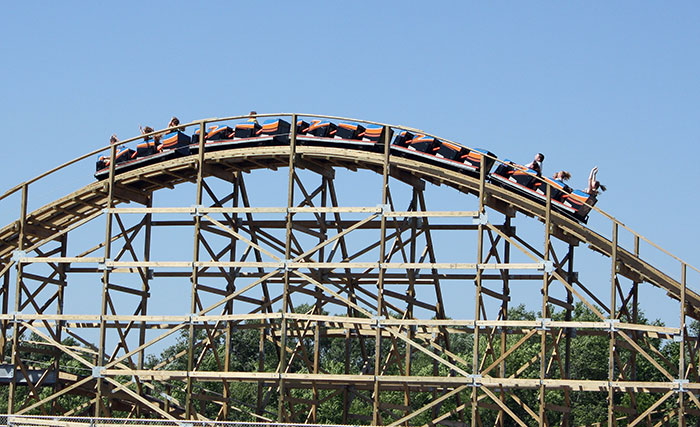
[1,145,696,320]
[0,114,697,425]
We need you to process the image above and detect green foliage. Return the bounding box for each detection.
[3,303,695,424]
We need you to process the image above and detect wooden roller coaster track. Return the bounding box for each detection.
[0,113,697,425]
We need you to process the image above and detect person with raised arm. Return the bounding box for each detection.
[585,166,606,196]
[139,125,161,144]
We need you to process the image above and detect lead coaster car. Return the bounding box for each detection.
[491,161,595,223]
[562,190,596,222]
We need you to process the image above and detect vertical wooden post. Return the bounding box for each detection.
[1,269,9,360]
[95,139,117,417]
[136,195,153,418]
[52,234,68,415]
[8,184,28,413]
[631,236,640,383]
[471,155,487,427]
[608,222,618,426]
[498,216,512,427]
[138,197,152,372]
[405,189,418,423]
[563,243,574,427]
[278,114,297,422]
[372,125,391,425]
[678,263,686,427]
[185,120,207,419]
[539,184,552,427]
[222,176,238,421]
[311,176,328,423]
[257,312,266,417]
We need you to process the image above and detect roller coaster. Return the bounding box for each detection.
[0,113,698,426]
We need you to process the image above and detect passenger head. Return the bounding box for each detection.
[596,182,607,192]
[109,134,118,144]
[249,110,257,116]
[553,171,571,181]
[168,117,180,127]
[141,126,154,135]
[536,153,545,162]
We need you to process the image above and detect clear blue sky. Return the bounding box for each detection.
[1,2,699,328]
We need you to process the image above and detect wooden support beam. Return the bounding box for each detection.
[202,164,234,182]
[110,184,150,206]
[296,155,335,179]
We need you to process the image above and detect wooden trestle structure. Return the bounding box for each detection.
[0,113,698,425]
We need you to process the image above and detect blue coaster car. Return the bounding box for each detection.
[392,132,441,154]
[534,177,572,203]
[261,119,291,144]
[491,161,595,222]
[234,122,262,138]
[392,131,414,147]
[296,120,310,135]
[307,120,337,137]
[336,122,365,140]
[392,132,494,176]
[362,124,393,143]
[161,131,191,155]
[436,141,469,161]
[95,148,135,172]
[462,148,496,174]
[133,139,159,159]
[562,190,596,222]
[434,142,495,174]
[192,125,233,143]
[493,161,538,188]
[262,119,291,135]
[408,135,441,154]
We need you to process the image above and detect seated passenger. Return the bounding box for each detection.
[140,125,161,144]
[157,117,183,141]
[248,110,259,125]
[168,116,180,129]
[96,134,120,170]
[552,171,571,182]
[525,153,545,176]
[585,166,607,196]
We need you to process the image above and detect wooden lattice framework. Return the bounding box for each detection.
[0,114,698,425]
